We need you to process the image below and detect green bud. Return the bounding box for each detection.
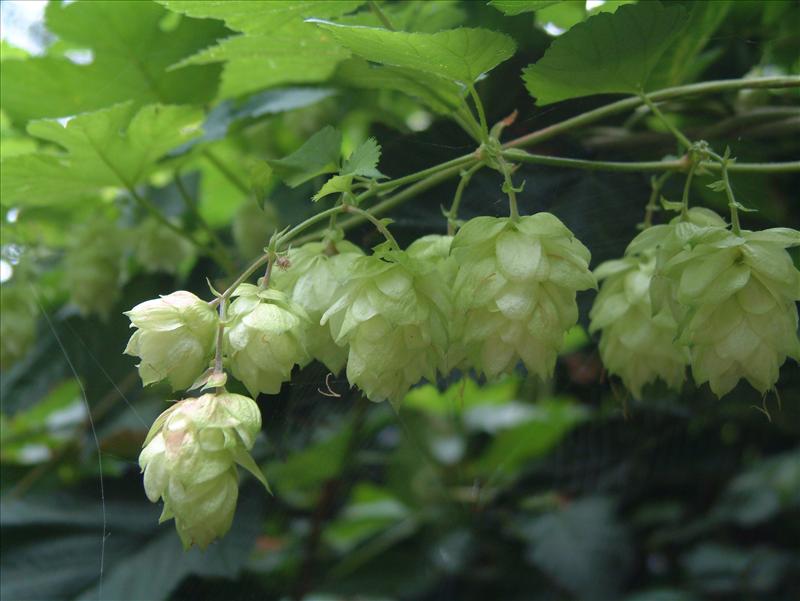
[124,291,218,390]
[139,391,267,549]
[321,250,450,404]
[589,252,688,399]
[64,221,125,319]
[270,241,363,374]
[135,218,195,274]
[0,285,37,370]
[225,285,309,396]
[451,214,595,380]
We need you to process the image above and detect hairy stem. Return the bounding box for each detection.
[447,162,484,235]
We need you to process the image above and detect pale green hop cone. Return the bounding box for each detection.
[135,217,195,274]
[64,221,125,319]
[270,240,363,374]
[321,248,450,404]
[451,214,595,380]
[139,391,268,549]
[658,225,800,397]
[589,252,688,399]
[125,291,218,390]
[225,285,310,396]
[0,285,37,370]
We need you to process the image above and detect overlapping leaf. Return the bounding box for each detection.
[311,21,517,85]
[1,103,203,206]
[159,1,363,98]
[523,1,688,105]
[0,1,226,123]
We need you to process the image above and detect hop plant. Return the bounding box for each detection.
[589,251,688,399]
[64,221,125,318]
[451,214,595,379]
[139,391,268,549]
[225,284,309,396]
[135,218,195,274]
[0,285,37,370]
[656,224,800,396]
[125,291,218,390]
[232,201,280,259]
[406,234,461,371]
[321,248,450,404]
[270,240,363,374]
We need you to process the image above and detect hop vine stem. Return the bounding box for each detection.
[216,76,799,299]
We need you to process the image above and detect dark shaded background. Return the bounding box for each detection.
[2,1,799,600]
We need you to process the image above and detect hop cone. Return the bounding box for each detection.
[406,234,461,371]
[321,249,450,404]
[125,291,217,390]
[135,218,194,274]
[589,252,688,399]
[0,285,37,370]
[451,214,595,379]
[657,224,800,396]
[225,284,309,396]
[64,221,124,318]
[270,240,363,374]
[139,391,268,549]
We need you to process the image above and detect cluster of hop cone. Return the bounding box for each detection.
[125,209,800,548]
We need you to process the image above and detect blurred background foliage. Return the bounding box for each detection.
[1,1,799,600]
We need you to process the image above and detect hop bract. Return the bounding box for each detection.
[64,221,124,318]
[451,214,595,379]
[270,241,363,374]
[658,225,800,397]
[135,218,194,274]
[589,252,688,399]
[139,391,268,549]
[406,234,460,371]
[321,249,450,404]
[125,291,217,390]
[225,284,309,396]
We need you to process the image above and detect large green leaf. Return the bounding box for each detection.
[648,1,732,89]
[489,1,560,16]
[0,1,226,124]
[311,22,517,84]
[522,1,688,105]
[1,103,203,206]
[334,58,465,115]
[159,1,364,98]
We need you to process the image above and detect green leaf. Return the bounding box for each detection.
[267,126,342,188]
[159,1,364,98]
[522,497,634,599]
[489,1,560,16]
[311,21,517,84]
[648,1,732,89]
[313,174,353,202]
[334,58,465,114]
[522,2,688,105]
[249,161,273,210]
[0,1,226,124]
[342,137,384,178]
[473,398,587,479]
[1,103,203,206]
